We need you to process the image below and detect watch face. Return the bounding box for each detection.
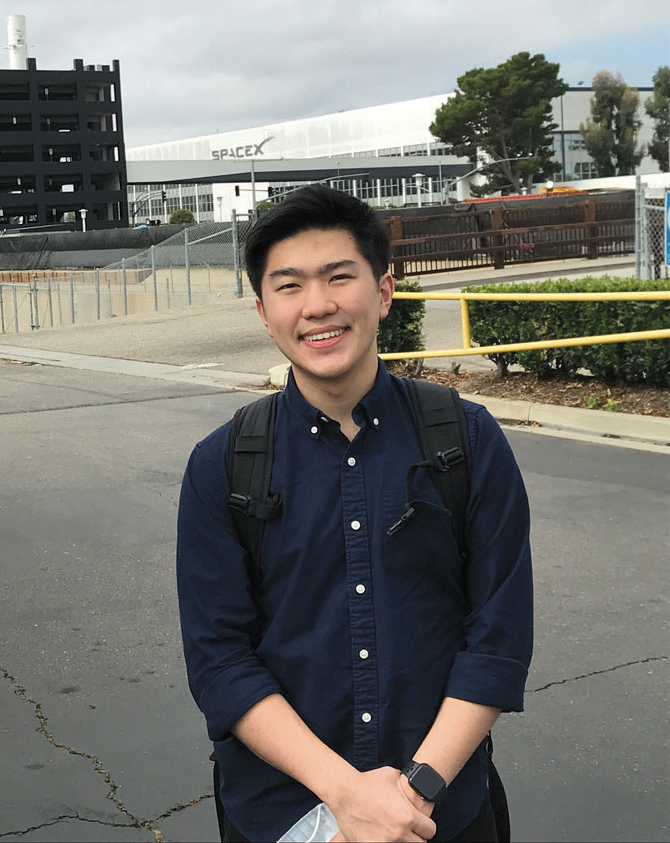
[411,764,446,802]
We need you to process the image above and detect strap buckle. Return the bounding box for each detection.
[435,447,464,472]
[229,493,254,515]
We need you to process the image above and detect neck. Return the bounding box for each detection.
[293,360,379,441]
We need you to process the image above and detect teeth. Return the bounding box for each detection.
[303,328,345,341]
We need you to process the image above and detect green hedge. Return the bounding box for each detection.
[377,277,425,355]
[468,277,670,385]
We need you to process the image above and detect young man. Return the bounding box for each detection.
[176,186,533,842]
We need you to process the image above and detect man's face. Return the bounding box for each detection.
[256,228,393,392]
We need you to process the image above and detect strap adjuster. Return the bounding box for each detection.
[435,447,464,472]
[229,492,283,521]
[229,493,254,515]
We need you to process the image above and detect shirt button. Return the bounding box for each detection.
[351,520,361,531]
[310,426,318,435]
[359,649,369,660]
[372,418,379,426]
[347,457,356,467]
[355,584,366,594]
[361,712,372,723]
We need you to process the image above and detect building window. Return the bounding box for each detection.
[181,195,197,212]
[403,144,428,156]
[198,194,214,212]
[380,178,402,197]
[378,147,401,157]
[429,142,450,156]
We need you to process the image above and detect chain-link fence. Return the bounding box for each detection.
[0,214,256,334]
[635,175,669,281]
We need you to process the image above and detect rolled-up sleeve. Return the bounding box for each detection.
[176,427,283,741]
[444,404,533,712]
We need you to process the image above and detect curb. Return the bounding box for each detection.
[3,348,668,448]
[459,393,670,446]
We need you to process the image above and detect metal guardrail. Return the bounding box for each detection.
[379,290,670,361]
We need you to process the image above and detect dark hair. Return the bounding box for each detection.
[244,185,391,298]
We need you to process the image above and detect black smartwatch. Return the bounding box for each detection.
[401,760,447,803]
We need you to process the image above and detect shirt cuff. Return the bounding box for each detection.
[444,651,528,712]
[200,669,284,741]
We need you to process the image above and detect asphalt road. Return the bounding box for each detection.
[0,358,668,843]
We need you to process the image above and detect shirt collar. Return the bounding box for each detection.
[281,360,394,436]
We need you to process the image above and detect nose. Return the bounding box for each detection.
[301,282,337,320]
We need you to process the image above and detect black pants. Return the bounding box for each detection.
[217,788,499,843]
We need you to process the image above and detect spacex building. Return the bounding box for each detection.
[126,88,658,224]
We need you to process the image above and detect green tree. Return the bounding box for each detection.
[430,52,568,196]
[580,71,644,176]
[169,208,195,224]
[645,65,670,172]
[254,200,275,216]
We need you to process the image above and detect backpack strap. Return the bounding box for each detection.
[404,378,472,560]
[227,392,282,585]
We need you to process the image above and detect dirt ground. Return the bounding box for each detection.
[420,366,669,418]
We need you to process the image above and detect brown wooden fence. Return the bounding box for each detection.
[386,195,635,278]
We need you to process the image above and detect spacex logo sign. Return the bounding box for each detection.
[212,137,274,159]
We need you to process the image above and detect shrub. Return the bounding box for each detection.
[468,276,669,385]
[378,278,426,374]
[169,208,195,224]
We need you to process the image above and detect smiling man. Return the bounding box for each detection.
[176,186,533,842]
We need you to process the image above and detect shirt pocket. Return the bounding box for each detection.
[383,494,467,604]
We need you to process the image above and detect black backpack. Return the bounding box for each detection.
[218,378,511,842]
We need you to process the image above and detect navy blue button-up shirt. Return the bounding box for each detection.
[176,362,533,841]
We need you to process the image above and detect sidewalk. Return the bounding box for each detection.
[2,255,667,448]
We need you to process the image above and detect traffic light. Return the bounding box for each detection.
[235,185,240,197]
[161,190,166,202]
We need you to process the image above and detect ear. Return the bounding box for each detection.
[378,272,394,320]
[255,297,273,337]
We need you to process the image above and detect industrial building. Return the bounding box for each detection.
[0,14,127,232]
[126,86,658,224]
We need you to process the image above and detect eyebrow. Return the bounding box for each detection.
[267,259,359,282]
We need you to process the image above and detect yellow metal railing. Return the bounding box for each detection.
[379,290,670,361]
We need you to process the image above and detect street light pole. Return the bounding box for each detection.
[80,208,88,232]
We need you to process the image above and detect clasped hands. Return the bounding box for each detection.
[328,765,436,843]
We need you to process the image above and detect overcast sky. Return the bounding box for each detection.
[10,0,670,148]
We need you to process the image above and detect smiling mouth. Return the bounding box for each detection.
[300,328,348,342]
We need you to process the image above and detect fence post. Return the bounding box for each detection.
[584,200,598,259]
[95,269,101,319]
[185,228,192,305]
[122,258,128,315]
[13,284,19,332]
[634,175,642,279]
[47,277,54,327]
[31,275,40,329]
[460,298,472,348]
[151,244,158,311]
[388,216,405,279]
[490,207,505,269]
[232,210,243,298]
[69,275,76,324]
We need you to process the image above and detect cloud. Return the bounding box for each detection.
[10,0,669,146]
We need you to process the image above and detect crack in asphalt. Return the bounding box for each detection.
[4,656,666,837]
[527,655,667,693]
[0,667,213,841]
[0,387,229,417]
